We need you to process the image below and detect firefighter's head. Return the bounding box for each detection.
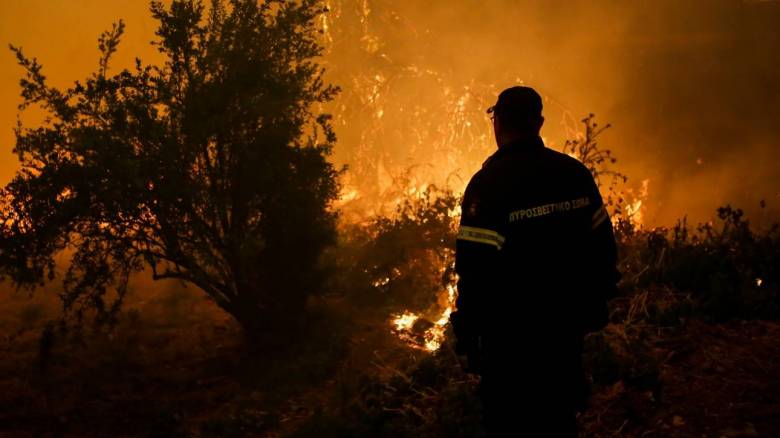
[487,86,544,147]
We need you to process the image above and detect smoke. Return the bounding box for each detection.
[1,0,778,226]
[323,0,780,226]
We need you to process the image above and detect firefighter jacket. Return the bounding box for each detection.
[450,136,620,357]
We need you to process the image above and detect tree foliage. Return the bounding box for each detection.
[0,0,340,336]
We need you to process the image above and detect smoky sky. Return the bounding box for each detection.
[1,0,779,226]
[325,0,780,225]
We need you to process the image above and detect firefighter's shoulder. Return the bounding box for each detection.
[461,165,502,222]
[480,149,500,168]
[462,169,486,205]
[463,163,501,200]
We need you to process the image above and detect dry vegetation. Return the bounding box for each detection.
[1,91,777,436]
[2,183,779,437]
[1,1,777,436]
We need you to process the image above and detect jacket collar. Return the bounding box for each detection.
[482,136,546,168]
[499,135,545,152]
[493,136,545,160]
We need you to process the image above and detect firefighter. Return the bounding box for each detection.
[450,86,620,437]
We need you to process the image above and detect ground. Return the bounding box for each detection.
[580,320,780,437]
[0,289,778,437]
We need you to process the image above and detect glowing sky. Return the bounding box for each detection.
[2,0,779,225]
[0,1,162,185]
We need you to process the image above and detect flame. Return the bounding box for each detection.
[392,311,419,331]
[564,154,649,228]
[423,283,457,351]
[626,199,643,225]
[624,179,650,228]
[447,204,462,219]
[382,178,651,353]
[372,276,390,288]
[320,2,657,353]
[390,283,457,352]
[318,1,333,45]
[336,185,359,205]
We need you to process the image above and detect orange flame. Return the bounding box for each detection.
[390,283,457,352]
[622,179,650,228]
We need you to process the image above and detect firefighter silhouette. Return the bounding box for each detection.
[450,86,620,437]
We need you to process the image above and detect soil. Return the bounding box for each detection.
[0,297,778,437]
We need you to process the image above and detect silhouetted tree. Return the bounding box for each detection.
[0,0,340,338]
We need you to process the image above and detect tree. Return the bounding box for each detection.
[0,0,341,338]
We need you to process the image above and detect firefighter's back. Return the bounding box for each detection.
[473,142,596,434]
[476,142,597,333]
[452,86,619,436]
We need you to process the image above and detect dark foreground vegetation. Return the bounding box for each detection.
[1,192,778,437]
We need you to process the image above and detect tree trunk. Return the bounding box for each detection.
[226,292,307,349]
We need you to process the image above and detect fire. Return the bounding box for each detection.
[338,186,360,204]
[319,2,657,353]
[390,283,457,352]
[423,283,457,351]
[626,199,643,225]
[448,204,462,219]
[382,178,650,353]
[392,311,419,331]
[623,179,650,228]
[372,277,390,288]
[334,184,360,208]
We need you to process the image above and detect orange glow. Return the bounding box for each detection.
[392,311,418,332]
[3,1,780,231]
[620,179,651,228]
[0,1,163,187]
[4,0,779,353]
[391,283,457,352]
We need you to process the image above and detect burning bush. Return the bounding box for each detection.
[330,182,459,351]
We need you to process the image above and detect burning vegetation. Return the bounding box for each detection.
[0,1,779,437]
[359,114,652,353]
